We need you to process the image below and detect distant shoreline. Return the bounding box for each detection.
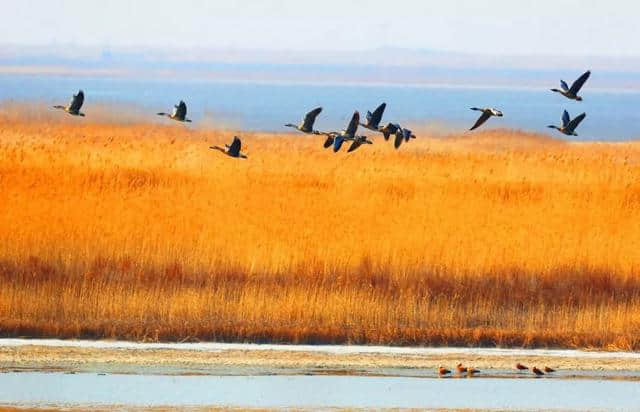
[2,65,640,93]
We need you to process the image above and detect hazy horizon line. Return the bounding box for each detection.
[3,43,640,72]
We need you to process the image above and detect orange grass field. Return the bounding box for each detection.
[1,115,640,349]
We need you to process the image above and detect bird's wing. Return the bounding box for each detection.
[469,112,491,131]
[175,101,187,119]
[333,135,345,152]
[569,71,591,95]
[323,135,335,148]
[345,111,360,137]
[394,131,404,149]
[403,128,412,142]
[69,90,84,112]
[560,80,570,92]
[302,107,322,131]
[562,110,570,128]
[228,136,242,156]
[347,140,362,152]
[566,112,586,131]
[368,103,386,128]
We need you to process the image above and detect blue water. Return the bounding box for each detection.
[1,372,639,410]
[1,74,640,141]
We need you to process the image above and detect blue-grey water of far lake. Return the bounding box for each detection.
[1,74,640,141]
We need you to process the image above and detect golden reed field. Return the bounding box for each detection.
[1,110,640,349]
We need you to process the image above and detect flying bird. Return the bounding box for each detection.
[321,111,371,153]
[209,136,248,159]
[157,100,192,122]
[379,122,401,141]
[347,136,373,153]
[469,107,503,131]
[551,70,591,101]
[393,127,416,149]
[547,110,586,136]
[285,107,323,134]
[53,90,85,116]
[322,132,339,149]
[360,102,386,132]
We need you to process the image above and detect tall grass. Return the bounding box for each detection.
[1,117,640,349]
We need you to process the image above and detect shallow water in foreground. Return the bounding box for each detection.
[1,372,639,410]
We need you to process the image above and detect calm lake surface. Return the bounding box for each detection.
[1,74,640,141]
[1,372,639,410]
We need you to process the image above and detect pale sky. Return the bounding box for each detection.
[2,0,640,57]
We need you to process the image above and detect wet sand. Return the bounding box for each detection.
[1,339,640,376]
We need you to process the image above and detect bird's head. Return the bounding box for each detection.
[575,96,583,102]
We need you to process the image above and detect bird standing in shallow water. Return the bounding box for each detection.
[438,367,451,376]
[456,363,467,373]
[209,136,248,159]
[532,367,545,376]
[544,366,555,373]
[467,367,480,377]
[157,100,192,122]
[516,363,528,370]
[551,70,591,101]
[469,107,503,131]
[53,90,85,116]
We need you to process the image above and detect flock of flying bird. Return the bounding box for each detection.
[51,70,592,159]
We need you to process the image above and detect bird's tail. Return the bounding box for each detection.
[53,105,65,110]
